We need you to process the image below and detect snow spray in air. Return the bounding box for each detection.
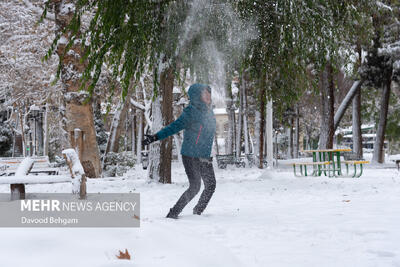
[175,0,257,107]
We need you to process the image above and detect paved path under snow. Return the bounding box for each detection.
[0,163,399,267]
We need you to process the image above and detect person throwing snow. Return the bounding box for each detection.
[142,83,217,219]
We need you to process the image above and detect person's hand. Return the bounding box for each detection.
[142,134,158,146]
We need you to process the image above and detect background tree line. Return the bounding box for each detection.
[2,0,400,182]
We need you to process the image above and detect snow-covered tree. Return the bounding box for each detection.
[0,0,66,158]
[360,1,400,163]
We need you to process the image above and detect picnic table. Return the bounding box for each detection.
[304,148,351,177]
[291,148,370,178]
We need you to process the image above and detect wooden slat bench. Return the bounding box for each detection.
[0,156,59,176]
[0,149,86,200]
[0,175,71,185]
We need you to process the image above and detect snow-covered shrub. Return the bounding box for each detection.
[0,120,12,157]
[52,155,66,167]
[103,151,136,177]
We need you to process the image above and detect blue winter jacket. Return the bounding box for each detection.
[155,83,216,158]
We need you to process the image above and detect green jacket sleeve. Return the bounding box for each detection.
[155,106,192,141]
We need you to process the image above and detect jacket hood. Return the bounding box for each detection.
[188,83,211,110]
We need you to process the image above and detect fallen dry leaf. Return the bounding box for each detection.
[116,249,131,260]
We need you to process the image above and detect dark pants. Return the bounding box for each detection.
[170,155,216,215]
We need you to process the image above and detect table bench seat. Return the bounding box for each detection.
[303,149,352,153]
[343,160,370,165]
[341,160,370,178]
[292,161,330,166]
[291,161,331,177]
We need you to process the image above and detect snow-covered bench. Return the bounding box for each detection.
[0,149,86,200]
[216,154,256,168]
[0,156,59,176]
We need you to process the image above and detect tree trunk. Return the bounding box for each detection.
[158,65,174,184]
[35,109,44,156]
[266,99,273,166]
[372,79,391,163]
[54,0,101,177]
[148,95,162,180]
[249,134,254,154]
[18,107,26,157]
[254,109,260,165]
[258,78,266,169]
[236,83,243,159]
[333,80,364,130]
[11,130,16,157]
[43,103,49,156]
[318,64,335,149]
[136,86,145,164]
[264,109,268,159]
[124,110,129,151]
[352,87,363,159]
[294,106,299,158]
[131,107,136,154]
[242,73,250,156]
[226,73,235,155]
[352,44,363,159]
[274,130,278,163]
[288,120,293,159]
[104,96,129,154]
[136,110,143,163]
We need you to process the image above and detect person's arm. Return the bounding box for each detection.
[156,106,192,141]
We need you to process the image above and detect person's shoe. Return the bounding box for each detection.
[193,208,202,215]
[166,208,178,219]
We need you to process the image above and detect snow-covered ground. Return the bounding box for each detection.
[0,161,399,267]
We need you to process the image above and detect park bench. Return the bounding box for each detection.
[0,149,86,200]
[0,156,59,176]
[216,154,239,169]
[216,153,256,169]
